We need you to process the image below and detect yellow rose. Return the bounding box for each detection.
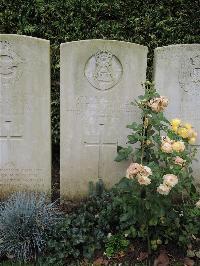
[172,141,185,152]
[187,128,195,138]
[171,119,181,127]
[191,130,197,138]
[189,137,196,144]
[178,127,189,138]
[184,123,192,129]
[188,128,197,138]
[172,125,178,133]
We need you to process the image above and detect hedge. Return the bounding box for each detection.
[1,0,200,145]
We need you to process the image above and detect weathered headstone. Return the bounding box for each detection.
[153,44,200,186]
[0,34,51,198]
[60,40,148,199]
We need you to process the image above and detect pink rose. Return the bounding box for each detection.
[174,156,186,166]
[148,96,169,113]
[163,174,178,188]
[126,163,143,179]
[157,184,171,195]
[137,175,151,186]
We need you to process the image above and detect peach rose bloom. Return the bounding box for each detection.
[126,163,143,179]
[161,142,173,153]
[161,136,173,144]
[137,175,151,186]
[163,174,178,188]
[141,166,152,177]
[149,101,160,112]
[174,156,186,166]
[195,200,200,208]
[148,96,168,112]
[157,184,171,195]
[160,96,169,107]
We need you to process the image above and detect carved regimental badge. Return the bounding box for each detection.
[85,50,123,91]
[179,55,200,95]
[0,41,23,90]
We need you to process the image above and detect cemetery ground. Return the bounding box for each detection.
[0,178,199,266]
[1,1,200,264]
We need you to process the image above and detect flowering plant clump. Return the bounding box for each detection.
[115,81,200,253]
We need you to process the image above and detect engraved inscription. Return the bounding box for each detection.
[85,50,123,90]
[0,168,43,186]
[66,96,136,117]
[179,54,200,95]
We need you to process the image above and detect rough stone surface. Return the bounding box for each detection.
[0,34,51,198]
[60,40,148,199]
[153,44,200,186]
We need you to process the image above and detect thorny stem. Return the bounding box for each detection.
[141,115,147,164]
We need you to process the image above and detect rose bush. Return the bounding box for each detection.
[37,82,200,265]
[115,81,200,253]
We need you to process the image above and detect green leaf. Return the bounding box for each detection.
[115,146,133,162]
[149,218,158,226]
[127,122,139,130]
[127,134,139,144]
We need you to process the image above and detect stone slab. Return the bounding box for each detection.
[153,44,200,187]
[60,39,148,199]
[0,34,51,198]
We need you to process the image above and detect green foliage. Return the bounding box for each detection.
[0,192,61,262]
[1,0,199,144]
[105,233,129,258]
[41,183,200,264]
[115,146,133,162]
[41,191,120,264]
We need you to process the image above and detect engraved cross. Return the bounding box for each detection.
[84,123,118,179]
[0,121,22,140]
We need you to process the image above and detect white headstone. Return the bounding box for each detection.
[153,44,200,186]
[60,40,148,199]
[0,34,51,198]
